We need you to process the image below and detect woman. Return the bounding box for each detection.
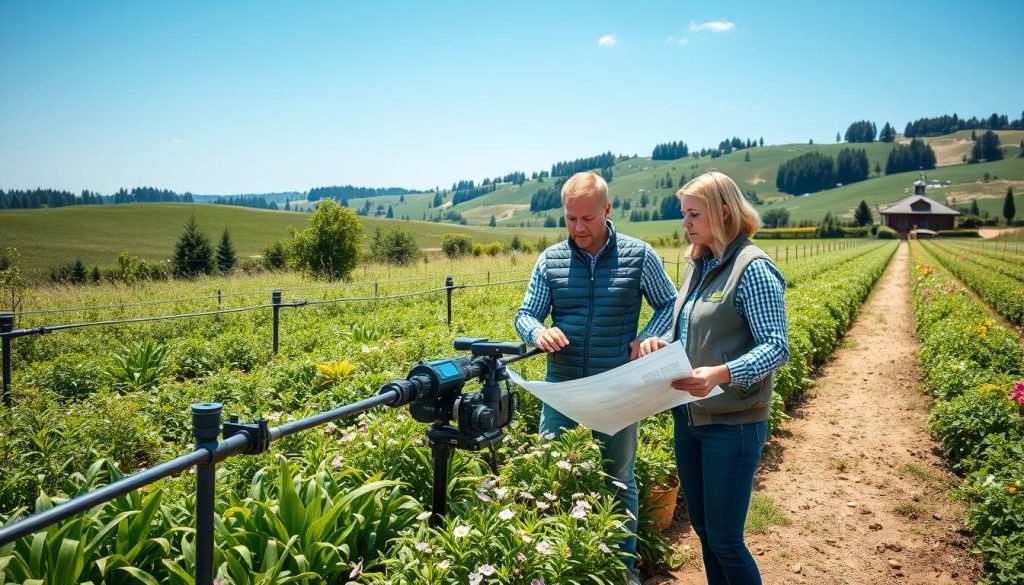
[638,171,788,585]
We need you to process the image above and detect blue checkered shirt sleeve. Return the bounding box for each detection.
[638,246,678,339]
[726,258,789,389]
[514,254,551,346]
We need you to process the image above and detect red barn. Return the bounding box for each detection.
[879,180,960,240]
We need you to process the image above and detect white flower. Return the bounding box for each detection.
[416,511,432,521]
[494,487,508,499]
[453,525,471,538]
[571,492,585,499]
[438,559,451,569]
[469,572,482,585]
[543,433,556,440]
[331,455,344,468]
[363,441,376,449]
[415,541,432,553]
[611,480,628,491]
[478,564,496,576]
[556,460,571,470]
[517,529,534,543]
[535,540,553,555]
[551,451,561,458]
[570,506,587,519]
[536,502,550,511]
[498,508,515,521]
[476,492,492,502]
[519,491,535,500]
[544,491,557,501]
[598,543,613,554]
[580,462,593,471]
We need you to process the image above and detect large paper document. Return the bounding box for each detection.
[507,341,723,435]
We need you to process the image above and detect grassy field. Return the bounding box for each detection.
[0,203,562,279]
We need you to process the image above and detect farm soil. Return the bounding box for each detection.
[649,243,984,585]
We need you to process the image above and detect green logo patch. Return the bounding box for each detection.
[706,290,725,303]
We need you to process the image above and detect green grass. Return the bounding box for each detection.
[0,203,562,279]
[745,492,792,533]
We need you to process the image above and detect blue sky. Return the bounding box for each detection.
[1,0,1021,195]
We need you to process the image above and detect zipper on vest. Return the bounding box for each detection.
[584,269,595,376]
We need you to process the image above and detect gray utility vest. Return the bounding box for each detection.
[666,235,775,426]
[544,225,647,382]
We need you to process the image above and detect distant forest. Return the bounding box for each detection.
[903,112,1024,138]
[0,187,193,209]
[307,185,412,202]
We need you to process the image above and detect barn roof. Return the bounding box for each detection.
[879,194,960,216]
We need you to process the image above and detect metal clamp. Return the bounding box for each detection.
[223,415,272,454]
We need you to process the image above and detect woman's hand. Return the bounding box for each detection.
[671,365,731,397]
[635,337,668,359]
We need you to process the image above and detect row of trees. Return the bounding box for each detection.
[213,195,284,211]
[651,141,689,160]
[307,185,410,202]
[550,152,616,177]
[884,139,937,174]
[904,111,1024,138]
[969,130,1004,163]
[0,187,195,210]
[775,148,871,195]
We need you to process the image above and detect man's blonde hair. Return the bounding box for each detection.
[678,171,761,259]
[561,171,608,207]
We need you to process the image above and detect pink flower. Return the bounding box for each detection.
[1009,381,1024,407]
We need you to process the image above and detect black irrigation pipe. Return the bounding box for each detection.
[0,391,399,585]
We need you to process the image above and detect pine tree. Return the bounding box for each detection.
[836,132,841,143]
[386,205,394,218]
[1005,187,1016,224]
[970,199,980,216]
[71,259,87,284]
[284,200,291,211]
[216,228,237,273]
[854,200,873,226]
[489,215,496,227]
[173,214,214,277]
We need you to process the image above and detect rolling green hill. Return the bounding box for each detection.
[334,131,1024,228]
[0,204,560,278]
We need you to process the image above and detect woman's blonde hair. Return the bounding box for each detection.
[677,171,761,259]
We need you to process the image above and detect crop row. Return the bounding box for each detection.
[910,243,1024,584]
[921,241,1024,326]
[934,241,1024,284]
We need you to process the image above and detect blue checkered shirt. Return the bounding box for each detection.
[515,244,677,346]
[672,257,789,389]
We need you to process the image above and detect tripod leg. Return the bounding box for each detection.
[430,441,452,528]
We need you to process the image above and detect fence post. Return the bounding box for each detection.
[1,313,12,407]
[192,402,222,585]
[271,290,282,354]
[445,276,454,326]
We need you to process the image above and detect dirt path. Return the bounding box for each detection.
[652,243,984,584]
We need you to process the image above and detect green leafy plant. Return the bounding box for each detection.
[105,340,169,391]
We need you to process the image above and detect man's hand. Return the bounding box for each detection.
[534,327,569,352]
[671,365,731,398]
[635,336,668,359]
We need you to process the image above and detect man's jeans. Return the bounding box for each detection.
[672,405,767,585]
[540,403,639,573]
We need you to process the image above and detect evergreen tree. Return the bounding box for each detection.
[71,259,87,284]
[216,228,237,273]
[433,192,443,207]
[386,205,394,218]
[971,199,980,216]
[284,200,291,211]
[173,214,214,277]
[836,132,841,143]
[978,130,1003,161]
[744,151,751,162]
[879,122,896,143]
[854,200,873,226]
[489,215,497,227]
[1005,187,1016,224]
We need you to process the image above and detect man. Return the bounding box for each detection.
[514,171,677,583]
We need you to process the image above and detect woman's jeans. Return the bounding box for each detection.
[540,403,639,573]
[672,405,767,585]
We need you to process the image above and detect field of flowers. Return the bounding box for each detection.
[921,240,1024,327]
[910,243,1024,584]
[0,240,895,584]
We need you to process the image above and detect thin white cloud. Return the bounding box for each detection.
[677,37,688,45]
[665,36,689,45]
[598,34,616,47]
[689,20,735,33]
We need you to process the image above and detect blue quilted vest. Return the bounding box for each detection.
[543,222,647,382]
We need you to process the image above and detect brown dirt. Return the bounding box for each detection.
[648,243,985,584]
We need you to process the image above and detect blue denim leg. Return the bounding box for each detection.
[540,402,639,573]
[672,405,767,585]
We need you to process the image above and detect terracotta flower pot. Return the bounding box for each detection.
[645,474,680,532]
